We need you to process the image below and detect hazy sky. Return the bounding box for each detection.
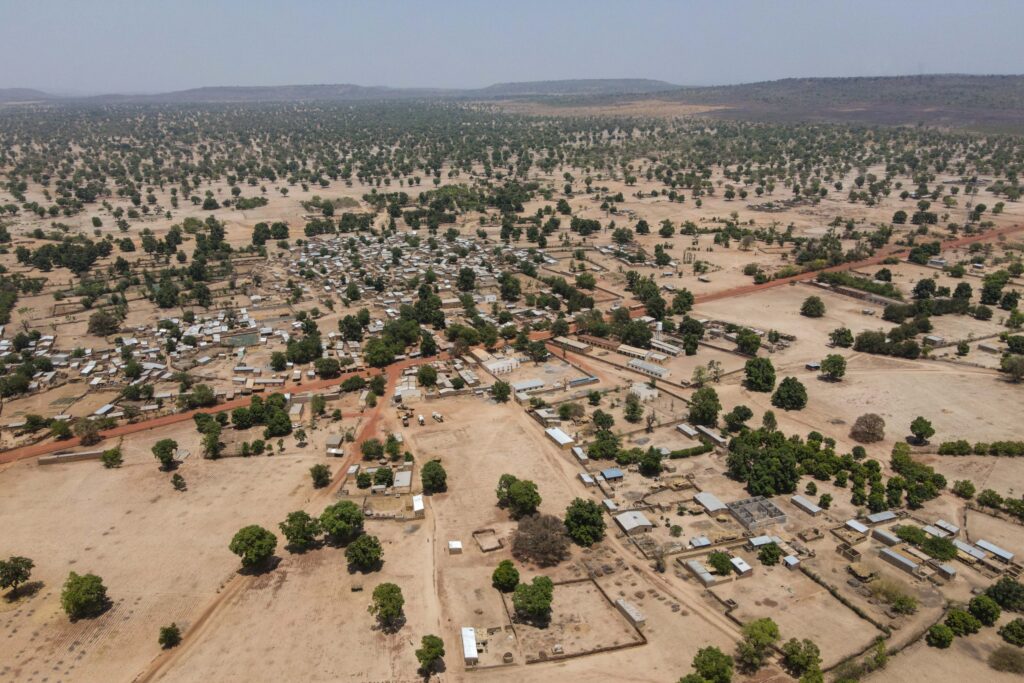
[3,0,1024,94]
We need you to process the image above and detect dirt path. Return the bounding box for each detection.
[694,223,1024,305]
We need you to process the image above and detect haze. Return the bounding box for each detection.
[3,0,1024,94]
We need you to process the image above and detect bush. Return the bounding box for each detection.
[309,463,331,488]
[801,296,825,318]
[563,498,605,546]
[926,623,954,648]
[969,594,1001,626]
[707,551,733,575]
[159,623,182,649]
[987,578,1024,611]
[945,608,982,636]
[999,618,1024,646]
[421,460,447,493]
[989,646,1024,674]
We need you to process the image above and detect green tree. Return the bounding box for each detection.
[278,510,322,551]
[820,354,846,381]
[345,534,383,571]
[229,525,277,569]
[771,377,807,410]
[368,582,405,631]
[101,447,123,468]
[490,380,511,402]
[952,479,976,499]
[910,416,935,444]
[416,364,438,387]
[421,460,447,493]
[800,296,825,318]
[736,618,780,672]
[0,556,34,596]
[152,438,178,470]
[781,638,821,677]
[945,608,982,636]
[999,618,1024,646]
[320,500,364,544]
[564,498,606,546]
[744,357,776,392]
[310,463,331,488]
[758,542,782,566]
[829,327,854,348]
[736,328,761,355]
[926,623,954,648]
[507,479,541,518]
[415,634,445,674]
[61,572,108,620]
[689,386,721,426]
[987,578,1024,611]
[492,560,520,592]
[159,623,182,649]
[707,552,733,576]
[968,594,1001,626]
[512,576,554,624]
[690,645,734,683]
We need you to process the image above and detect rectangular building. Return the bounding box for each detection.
[791,495,822,516]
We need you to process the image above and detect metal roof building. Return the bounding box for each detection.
[695,491,727,513]
[461,627,478,665]
[977,539,1015,563]
[614,510,654,535]
[879,548,918,574]
[953,539,987,561]
[865,511,897,525]
[791,495,822,516]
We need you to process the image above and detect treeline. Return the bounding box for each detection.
[938,440,1024,457]
[817,271,902,300]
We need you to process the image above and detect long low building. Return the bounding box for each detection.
[627,358,670,379]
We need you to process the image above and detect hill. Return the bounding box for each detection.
[0,88,54,103]
[476,78,678,98]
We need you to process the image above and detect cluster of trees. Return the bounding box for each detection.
[231,393,293,439]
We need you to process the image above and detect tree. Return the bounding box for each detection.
[415,634,445,674]
[910,416,935,444]
[744,357,775,392]
[1002,354,1024,382]
[512,576,554,624]
[421,460,447,493]
[314,357,341,378]
[61,572,108,620]
[345,534,383,571]
[781,638,821,677]
[507,479,541,518]
[926,623,954,648]
[987,578,1024,611]
[564,498,605,546]
[492,560,520,592]
[101,447,123,468]
[592,409,614,429]
[850,413,885,443]
[490,380,511,402]
[87,309,120,336]
[945,608,982,636]
[690,646,734,683]
[74,418,102,446]
[368,582,405,631]
[361,438,384,460]
[736,618,779,672]
[999,618,1024,646]
[968,594,1001,626]
[279,511,322,551]
[152,438,178,470]
[724,405,753,432]
[689,386,721,426]
[0,556,34,596]
[159,623,182,649]
[736,328,761,355]
[310,463,331,488]
[820,354,846,381]
[320,500,364,544]
[229,525,277,569]
[756,542,782,566]
[416,364,438,387]
[771,377,807,410]
[800,296,825,318]
[512,514,570,566]
[952,479,976,499]
[830,327,854,348]
[707,552,733,576]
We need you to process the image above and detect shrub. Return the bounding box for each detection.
[926,623,954,648]
[945,608,982,636]
[800,296,825,318]
[989,645,1024,674]
[61,572,108,620]
[159,623,182,649]
[492,560,520,592]
[999,618,1024,646]
[771,377,807,411]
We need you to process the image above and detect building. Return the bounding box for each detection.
[872,528,901,547]
[879,548,918,574]
[411,494,425,518]
[695,491,727,514]
[617,344,648,359]
[676,423,699,438]
[844,519,870,536]
[578,472,595,487]
[783,555,800,570]
[461,627,479,665]
[977,539,1015,563]
[865,511,896,525]
[791,495,822,516]
[615,599,646,629]
[545,427,574,449]
[614,510,654,535]
[571,446,589,464]
[730,556,753,576]
[448,540,463,554]
[629,382,659,402]
[690,536,712,549]
[601,467,624,482]
[953,539,988,562]
[728,497,788,530]
[686,559,717,586]
[627,358,670,379]
[697,425,728,448]
[935,519,960,536]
